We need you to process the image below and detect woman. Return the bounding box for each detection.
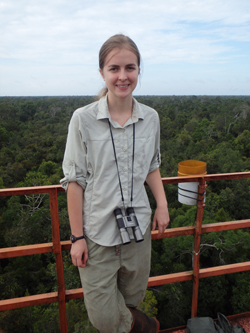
[61,34,170,333]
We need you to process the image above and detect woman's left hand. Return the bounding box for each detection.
[152,204,170,236]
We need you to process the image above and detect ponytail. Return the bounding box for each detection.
[97,87,108,100]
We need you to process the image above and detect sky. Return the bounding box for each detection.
[0,0,250,96]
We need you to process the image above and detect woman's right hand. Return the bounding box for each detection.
[70,238,88,268]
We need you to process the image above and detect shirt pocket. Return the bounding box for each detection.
[134,136,154,176]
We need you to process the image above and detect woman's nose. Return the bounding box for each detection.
[119,69,127,80]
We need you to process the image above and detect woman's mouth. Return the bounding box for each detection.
[117,84,130,89]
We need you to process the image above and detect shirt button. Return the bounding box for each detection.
[123,168,126,172]
[123,148,127,152]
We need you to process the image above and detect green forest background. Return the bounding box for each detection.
[1,95,250,332]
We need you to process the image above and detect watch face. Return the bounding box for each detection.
[70,235,76,243]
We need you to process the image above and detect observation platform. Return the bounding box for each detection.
[1,172,250,332]
[162,313,250,332]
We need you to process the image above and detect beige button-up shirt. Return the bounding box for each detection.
[61,95,161,246]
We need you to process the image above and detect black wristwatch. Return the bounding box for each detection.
[70,234,85,243]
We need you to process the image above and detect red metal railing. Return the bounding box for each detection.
[1,172,250,332]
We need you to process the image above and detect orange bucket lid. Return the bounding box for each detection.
[178,160,207,176]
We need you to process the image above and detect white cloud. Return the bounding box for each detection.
[0,0,249,95]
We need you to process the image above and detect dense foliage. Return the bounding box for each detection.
[0,95,250,331]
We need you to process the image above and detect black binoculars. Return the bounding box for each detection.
[114,207,144,245]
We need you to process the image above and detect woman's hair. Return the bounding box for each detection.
[98,34,141,99]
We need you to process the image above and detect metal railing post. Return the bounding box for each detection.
[50,188,68,333]
[191,177,206,318]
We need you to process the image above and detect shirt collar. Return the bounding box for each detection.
[97,94,144,123]
[97,94,110,120]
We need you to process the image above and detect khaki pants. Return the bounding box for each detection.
[78,225,151,333]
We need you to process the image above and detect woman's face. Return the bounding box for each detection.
[100,47,140,102]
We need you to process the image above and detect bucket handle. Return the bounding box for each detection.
[178,187,205,202]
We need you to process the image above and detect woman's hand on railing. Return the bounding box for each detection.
[152,204,170,236]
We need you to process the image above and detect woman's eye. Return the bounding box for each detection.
[127,66,135,71]
[110,68,118,72]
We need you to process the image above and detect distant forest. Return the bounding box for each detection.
[0,95,250,332]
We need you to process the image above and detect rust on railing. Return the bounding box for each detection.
[50,188,67,333]
[1,172,250,332]
[191,178,205,317]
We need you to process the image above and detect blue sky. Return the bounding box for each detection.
[0,0,249,96]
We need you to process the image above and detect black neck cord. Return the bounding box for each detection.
[108,120,135,210]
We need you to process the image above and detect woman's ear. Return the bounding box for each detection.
[99,69,105,81]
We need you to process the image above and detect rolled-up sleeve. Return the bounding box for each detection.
[60,111,87,191]
[148,113,161,173]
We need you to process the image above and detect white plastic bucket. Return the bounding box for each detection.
[178,160,207,205]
